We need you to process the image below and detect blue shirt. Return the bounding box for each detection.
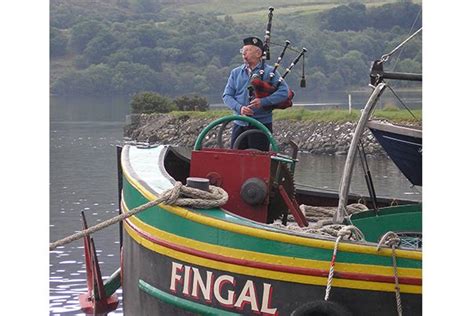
[223,61,289,126]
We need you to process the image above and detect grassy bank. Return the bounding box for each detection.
[170,108,422,124]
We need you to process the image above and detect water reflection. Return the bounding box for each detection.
[295,153,421,201]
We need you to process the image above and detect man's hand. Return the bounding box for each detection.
[249,98,262,109]
[240,105,254,116]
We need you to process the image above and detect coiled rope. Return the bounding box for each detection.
[270,203,368,238]
[377,231,403,316]
[49,182,228,251]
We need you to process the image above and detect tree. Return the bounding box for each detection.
[338,50,369,86]
[83,30,119,65]
[112,62,159,94]
[106,49,133,67]
[50,27,68,57]
[51,69,94,95]
[157,48,182,63]
[174,95,209,111]
[131,92,176,113]
[134,0,159,13]
[51,3,80,29]
[368,2,422,30]
[130,47,163,71]
[117,0,129,8]
[84,64,115,95]
[320,3,367,32]
[131,24,159,48]
[396,58,421,74]
[310,70,329,94]
[327,72,345,91]
[69,20,105,53]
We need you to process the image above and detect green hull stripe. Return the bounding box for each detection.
[123,179,421,269]
[138,279,240,316]
[351,204,422,242]
[104,268,121,297]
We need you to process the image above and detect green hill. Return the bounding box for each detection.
[50,0,422,97]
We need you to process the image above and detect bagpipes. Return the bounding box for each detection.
[248,7,307,110]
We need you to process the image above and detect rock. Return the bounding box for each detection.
[124,114,419,157]
[148,134,159,144]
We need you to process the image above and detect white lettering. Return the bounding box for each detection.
[234,280,259,312]
[183,265,192,295]
[191,267,213,302]
[214,275,235,306]
[261,283,278,315]
[169,262,278,314]
[170,262,183,292]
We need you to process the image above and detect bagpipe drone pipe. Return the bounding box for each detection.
[249,7,308,111]
[249,44,307,110]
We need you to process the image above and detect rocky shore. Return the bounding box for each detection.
[123,114,418,156]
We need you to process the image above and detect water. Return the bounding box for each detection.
[49,95,421,315]
[50,124,125,315]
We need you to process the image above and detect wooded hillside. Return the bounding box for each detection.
[50,0,422,97]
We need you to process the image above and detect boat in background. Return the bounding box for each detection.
[366,31,423,188]
[367,120,422,186]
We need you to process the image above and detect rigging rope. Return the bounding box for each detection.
[385,83,419,121]
[381,27,422,64]
[391,8,423,71]
[49,182,228,251]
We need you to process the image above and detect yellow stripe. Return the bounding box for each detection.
[124,220,421,294]
[122,164,421,261]
[124,201,420,279]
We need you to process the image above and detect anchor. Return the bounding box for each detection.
[79,211,119,315]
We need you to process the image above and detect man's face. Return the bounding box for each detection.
[241,45,262,67]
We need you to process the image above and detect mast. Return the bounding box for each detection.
[333,83,386,224]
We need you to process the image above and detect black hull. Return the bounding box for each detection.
[123,232,421,316]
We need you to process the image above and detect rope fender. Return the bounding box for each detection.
[49,182,228,251]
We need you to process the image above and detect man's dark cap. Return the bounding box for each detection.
[243,36,264,51]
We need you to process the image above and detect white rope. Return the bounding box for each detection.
[325,234,342,301]
[377,231,403,316]
[324,226,361,301]
[49,182,228,251]
[271,203,368,239]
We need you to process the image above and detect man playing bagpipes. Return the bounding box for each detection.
[223,36,289,151]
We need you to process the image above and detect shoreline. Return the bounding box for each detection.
[123,113,419,156]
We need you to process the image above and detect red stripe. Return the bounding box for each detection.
[125,219,422,286]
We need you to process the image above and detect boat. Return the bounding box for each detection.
[115,105,422,315]
[367,120,422,186]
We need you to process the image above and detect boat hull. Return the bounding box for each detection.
[120,145,422,315]
[367,121,422,186]
[122,218,421,316]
